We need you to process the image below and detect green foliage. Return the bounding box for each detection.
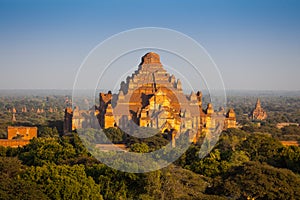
[86,164,140,199]
[1,92,300,199]
[216,130,284,166]
[38,126,59,138]
[239,132,283,162]
[0,157,22,178]
[19,138,77,166]
[1,128,300,199]
[61,133,89,156]
[104,127,126,143]
[273,145,300,174]
[22,164,102,200]
[0,130,7,139]
[130,142,149,153]
[280,125,300,140]
[5,146,21,157]
[189,149,229,177]
[174,144,200,167]
[0,146,6,157]
[141,170,162,199]
[228,150,250,166]
[0,177,49,200]
[208,162,300,200]
[18,133,91,166]
[178,130,286,178]
[281,125,300,135]
[85,163,222,200]
[139,165,225,200]
[125,128,169,151]
[0,157,49,200]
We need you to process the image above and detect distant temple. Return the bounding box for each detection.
[250,98,267,120]
[64,52,236,142]
[0,126,37,147]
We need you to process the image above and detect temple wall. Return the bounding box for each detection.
[7,126,37,140]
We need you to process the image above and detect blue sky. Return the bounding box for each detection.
[0,0,300,90]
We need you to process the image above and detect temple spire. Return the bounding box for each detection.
[140,52,161,65]
[12,113,16,122]
[255,98,261,108]
[250,98,267,120]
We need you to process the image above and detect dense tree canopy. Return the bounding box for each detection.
[208,162,300,200]
[0,128,300,199]
[1,94,300,199]
[22,164,102,200]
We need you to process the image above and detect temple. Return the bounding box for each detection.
[250,98,267,120]
[0,126,37,147]
[64,52,236,142]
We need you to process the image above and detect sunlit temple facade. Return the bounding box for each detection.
[64,52,236,142]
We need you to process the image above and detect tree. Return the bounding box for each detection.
[141,170,162,199]
[281,125,300,135]
[239,133,283,162]
[38,126,59,138]
[61,133,89,156]
[22,164,102,200]
[104,128,125,143]
[19,137,76,166]
[208,162,300,200]
[0,157,49,200]
[274,145,300,173]
[190,149,230,177]
[130,143,149,153]
[85,164,140,199]
[139,165,226,200]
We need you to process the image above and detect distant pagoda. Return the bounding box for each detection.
[250,98,267,121]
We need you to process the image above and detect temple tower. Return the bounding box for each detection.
[250,98,267,120]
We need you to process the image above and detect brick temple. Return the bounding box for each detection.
[0,126,37,147]
[250,98,267,120]
[64,52,236,142]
